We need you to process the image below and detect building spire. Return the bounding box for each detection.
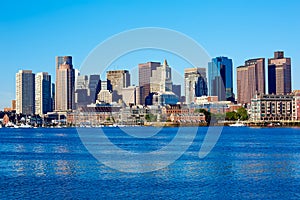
[163,59,168,66]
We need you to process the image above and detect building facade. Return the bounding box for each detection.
[97,90,113,104]
[172,84,181,99]
[35,72,52,116]
[121,86,141,106]
[75,75,100,108]
[250,93,294,121]
[208,57,234,101]
[16,70,35,115]
[184,67,208,104]
[237,58,265,105]
[268,51,291,95]
[152,92,178,106]
[55,56,75,111]
[106,70,130,102]
[138,61,161,105]
[150,60,172,93]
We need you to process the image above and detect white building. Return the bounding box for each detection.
[150,59,172,93]
[184,68,207,104]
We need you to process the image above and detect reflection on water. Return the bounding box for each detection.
[0,127,300,199]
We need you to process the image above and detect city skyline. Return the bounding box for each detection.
[10,51,296,114]
[1,0,300,109]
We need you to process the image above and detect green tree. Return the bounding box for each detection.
[226,111,239,120]
[145,114,157,122]
[195,109,211,123]
[236,107,248,120]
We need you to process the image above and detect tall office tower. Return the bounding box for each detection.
[208,57,234,101]
[51,83,55,111]
[35,72,52,116]
[100,80,112,91]
[75,75,100,108]
[88,75,101,102]
[55,56,75,111]
[237,58,265,105]
[268,51,291,95]
[16,70,35,115]
[107,70,130,95]
[150,59,173,93]
[184,67,208,104]
[138,61,161,104]
[75,75,89,108]
[172,84,181,99]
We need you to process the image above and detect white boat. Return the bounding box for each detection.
[0,124,2,128]
[229,120,246,127]
[19,124,33,128]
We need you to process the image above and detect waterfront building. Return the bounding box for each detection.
[192,96,235,114]
[138,61,161,105]
[150,59,173,93]
[35,72,52,116]
[237,58,265,105]
[268,51,292,95]
[16,70,35,115]
[119,106,147,125]
[55,56,75,111]
[170,113,206,123]
[293,90,300,120]
[184,67,208,104]
[250,93,294,121]
[208,57,234,101]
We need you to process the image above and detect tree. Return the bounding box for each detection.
[145,114,157,122]
[225,107,249,121]
[236,107,248,120]
[195,109,211,123]
[226,111,239,120]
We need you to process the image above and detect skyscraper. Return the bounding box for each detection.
[150,59,173,93]
[55,56,75,111]
[107,70,130,102]
[16,70,35,115]
[172,84,181,99]
[184,67,208,104]
[268,51,291,95]
[208,57,234,101]
[138,61,161,104]
[75,74,100,108]
[237,58,265,105]
[35,72,52,115]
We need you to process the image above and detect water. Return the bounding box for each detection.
[1,127,300,199]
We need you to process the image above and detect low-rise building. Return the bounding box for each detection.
[293,90,300,120]
[170,113,205,123]
[250,93,294,121]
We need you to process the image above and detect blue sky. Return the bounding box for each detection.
[0,0,299,109]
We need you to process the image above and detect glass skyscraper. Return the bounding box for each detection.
[208,57,234,101]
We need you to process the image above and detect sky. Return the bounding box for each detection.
[0,0,299,109]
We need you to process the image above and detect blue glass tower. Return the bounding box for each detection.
[208,57,234,101]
